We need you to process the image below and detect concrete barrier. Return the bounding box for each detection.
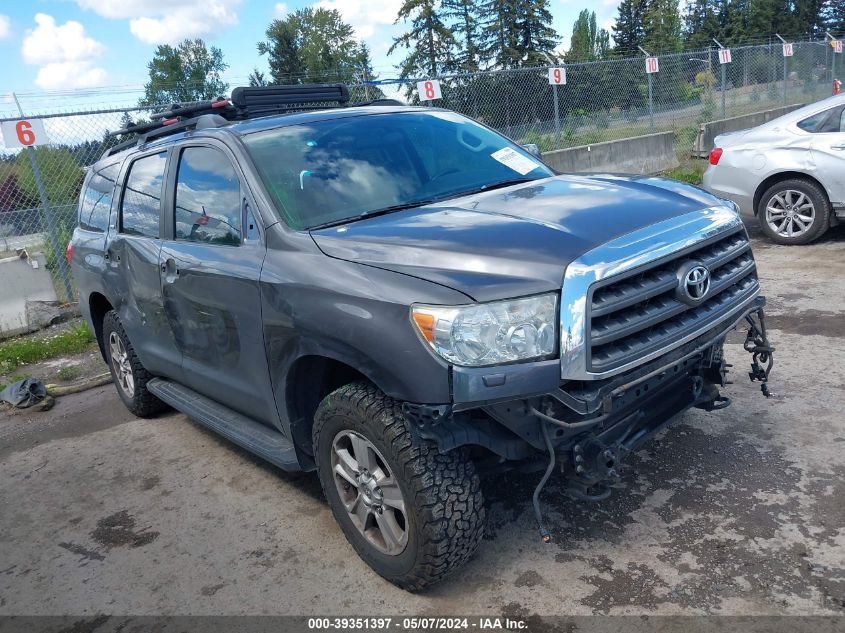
[692,103,805,157]
[0,252,58,338]
[541,131,678,175]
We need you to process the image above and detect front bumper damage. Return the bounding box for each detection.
[403,296,775,541]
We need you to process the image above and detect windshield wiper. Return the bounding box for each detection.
[307,178,539,231]
[308,198,442,231]
[451,177,539,198]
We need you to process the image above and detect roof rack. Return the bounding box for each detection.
[103,84,355,158]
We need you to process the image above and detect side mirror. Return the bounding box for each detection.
[522,143,542,158]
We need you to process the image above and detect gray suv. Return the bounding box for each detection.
[70,85,774,590]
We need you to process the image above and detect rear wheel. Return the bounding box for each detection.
[757,179,831,245]
[102,311,167,417]
[313,382,485,590]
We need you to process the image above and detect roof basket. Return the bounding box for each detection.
[104,83,351,156]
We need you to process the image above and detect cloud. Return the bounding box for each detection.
[274,3,289,18]
[75,0,241,45]
[21,14,108,89]
[315,0,402,40]
[0,14,10,41]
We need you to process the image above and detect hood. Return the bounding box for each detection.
[310,174,725,302]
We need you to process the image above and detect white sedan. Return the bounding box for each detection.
[703,93,845,245]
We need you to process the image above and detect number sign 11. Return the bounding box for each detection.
[719,49,732,64]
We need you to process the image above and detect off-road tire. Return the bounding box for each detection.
[757,178,831,245]
[102,311,167,418]
[313,382,485,591]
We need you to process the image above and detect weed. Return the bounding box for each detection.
[57,365,83,381]
[0,323,95,374]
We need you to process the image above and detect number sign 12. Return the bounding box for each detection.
[782,43,794,57]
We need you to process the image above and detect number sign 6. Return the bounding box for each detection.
[1,118,48,149]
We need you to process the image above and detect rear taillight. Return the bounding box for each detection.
[66,241,73,265]
[709,147,723,165]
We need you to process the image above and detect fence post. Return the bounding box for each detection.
[639,47,654,132]
[11,93,74,303]
[552,82,561,150]
[775,34,789,105]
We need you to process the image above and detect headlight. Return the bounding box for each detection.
[411,293,558,367]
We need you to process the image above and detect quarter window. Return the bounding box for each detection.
[79,163,119,232]
[174,147,241,245]
[120,152,166,238]
[797,105,844,133]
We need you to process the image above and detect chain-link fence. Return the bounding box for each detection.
[0,37,841,303]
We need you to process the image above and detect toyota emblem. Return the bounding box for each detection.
[676,261,711,304]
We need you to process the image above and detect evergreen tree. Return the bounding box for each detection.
[477,0,559,68]
[567,10,610,61]
[612,0,648,56]
[248,68,268,87]
[390,0,456,77]
[644,0,684,53]
[443,0,482,71]
[824,0,845,32]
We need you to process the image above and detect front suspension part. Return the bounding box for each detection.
[744,307,775,397]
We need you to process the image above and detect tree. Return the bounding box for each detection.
[443,0,482,71]
[390,0,456,77]
[644,0,683,54]
[824,0,845,32]
[568,10,610,62]
[140,39,228,106]
[612,0,648,56]
[257,18,304,82]
[248,68,268,87]
[14,147,83,207]
[477,0,559,68]
[258,8,371,84]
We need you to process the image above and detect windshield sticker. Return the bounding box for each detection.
[490,147,540,175]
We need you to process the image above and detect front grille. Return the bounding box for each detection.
[587,228,758,373]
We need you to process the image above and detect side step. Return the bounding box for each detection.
[147,378,300,471]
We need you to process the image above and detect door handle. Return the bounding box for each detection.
[831,144,845,151]
[162,258,179,282]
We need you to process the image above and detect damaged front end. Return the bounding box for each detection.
[404,298,775,542]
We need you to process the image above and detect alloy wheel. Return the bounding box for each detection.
[765,189,815,239]
[109,331,135,398]
[331,430,408,556]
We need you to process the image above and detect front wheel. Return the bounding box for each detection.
[757,179,831,245]
[313,382,485,591]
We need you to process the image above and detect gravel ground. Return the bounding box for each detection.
[0,222,843,617]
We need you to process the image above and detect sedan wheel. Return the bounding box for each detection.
[109,331,135,399]
[331,430,408,556]
[765,189,815,239]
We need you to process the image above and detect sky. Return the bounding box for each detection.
[0,0,622,103]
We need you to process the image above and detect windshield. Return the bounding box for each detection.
[241,110,553,230]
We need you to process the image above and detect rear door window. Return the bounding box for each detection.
[173,146,242,246]
[120,152,167,238]
[79,163,119,232]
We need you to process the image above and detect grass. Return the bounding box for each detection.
[56,365,83,381]
[663,163,706,185]
[0,323,96,375]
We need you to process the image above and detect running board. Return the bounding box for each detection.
[147,378,300,471]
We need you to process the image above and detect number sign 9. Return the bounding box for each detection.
[548,67,566,85]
